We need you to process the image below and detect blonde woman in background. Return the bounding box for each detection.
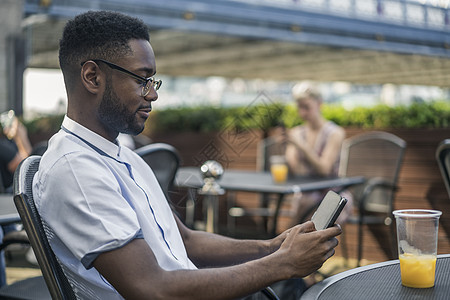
[284,83,351,227]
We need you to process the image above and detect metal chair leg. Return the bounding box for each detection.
[340,226,350,267]
[357,217,364,267]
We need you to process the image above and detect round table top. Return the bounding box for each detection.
[302,254,450,300]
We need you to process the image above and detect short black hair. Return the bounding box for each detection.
[59,10,149,74]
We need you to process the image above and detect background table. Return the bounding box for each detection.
[176,167,364,194]
[0,194,20,226]
[175,167,364,234]
[301,254,450,300]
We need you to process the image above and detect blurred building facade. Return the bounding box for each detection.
[2,0,450,117]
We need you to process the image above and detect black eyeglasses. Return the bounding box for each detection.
[80,59,162,96]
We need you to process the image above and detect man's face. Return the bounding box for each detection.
[97,39,158,136]
[98,78,144,135]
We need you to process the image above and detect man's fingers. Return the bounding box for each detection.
[298,221,316,233]
[285,224,303,243]
[322,224,342,237]
[324,247,336,261]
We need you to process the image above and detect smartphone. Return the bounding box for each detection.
[0,110,15,130]
[311,190,347,231]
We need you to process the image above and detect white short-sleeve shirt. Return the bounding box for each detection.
[33,116,196,299]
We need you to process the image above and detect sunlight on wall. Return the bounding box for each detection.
[23,68,67,120]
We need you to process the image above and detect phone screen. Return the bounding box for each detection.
[311,190,347,230]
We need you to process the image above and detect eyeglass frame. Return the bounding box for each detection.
[80,59,162,96]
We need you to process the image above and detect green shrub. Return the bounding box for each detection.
[147,101,450,133]
[24,101,450,136]
[24,114,64,135]
[144,106,228,134]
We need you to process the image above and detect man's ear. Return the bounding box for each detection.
[80,61,103,94]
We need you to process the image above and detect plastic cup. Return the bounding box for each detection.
[269,155,288,184]
[393,209,442,288]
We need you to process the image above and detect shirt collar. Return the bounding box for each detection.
[62,115,123,159]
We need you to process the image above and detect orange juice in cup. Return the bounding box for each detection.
[269,155,288,183]
[393,209,442,289]
[399,253,436,288]
[270,164,288,183]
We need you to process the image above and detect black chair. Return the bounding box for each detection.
[436,139,450,199]
[339,131,406,266]
[11,156,76,300]
[30,141,48,156]
[134,143,181,201]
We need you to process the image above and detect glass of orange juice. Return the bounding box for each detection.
[393,209,442,288]
[269,155,288,184]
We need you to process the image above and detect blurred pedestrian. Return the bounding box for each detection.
[0,111,32,192]
[0,110,32,287]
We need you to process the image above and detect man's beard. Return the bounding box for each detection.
[98,80,145,136]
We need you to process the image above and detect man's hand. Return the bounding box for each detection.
[275,221,341,279]
[266,221,314,253]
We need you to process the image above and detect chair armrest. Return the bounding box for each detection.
[358,177,397,211]
[335,178,366,194]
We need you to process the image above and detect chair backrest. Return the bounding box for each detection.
[339,131,407,213]
[257,136,288,172]
[13,156,77,300]
[436,139,450,199]
[134,143,181,200]
[30,140,48,156]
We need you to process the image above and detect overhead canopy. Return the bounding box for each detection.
[23,0,450,87]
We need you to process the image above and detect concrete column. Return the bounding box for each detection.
[0,0,24,113]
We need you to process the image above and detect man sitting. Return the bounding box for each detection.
[33,10,341,299]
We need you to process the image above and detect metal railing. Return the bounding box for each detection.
[24,0,449,30]
[232,0,450,30]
